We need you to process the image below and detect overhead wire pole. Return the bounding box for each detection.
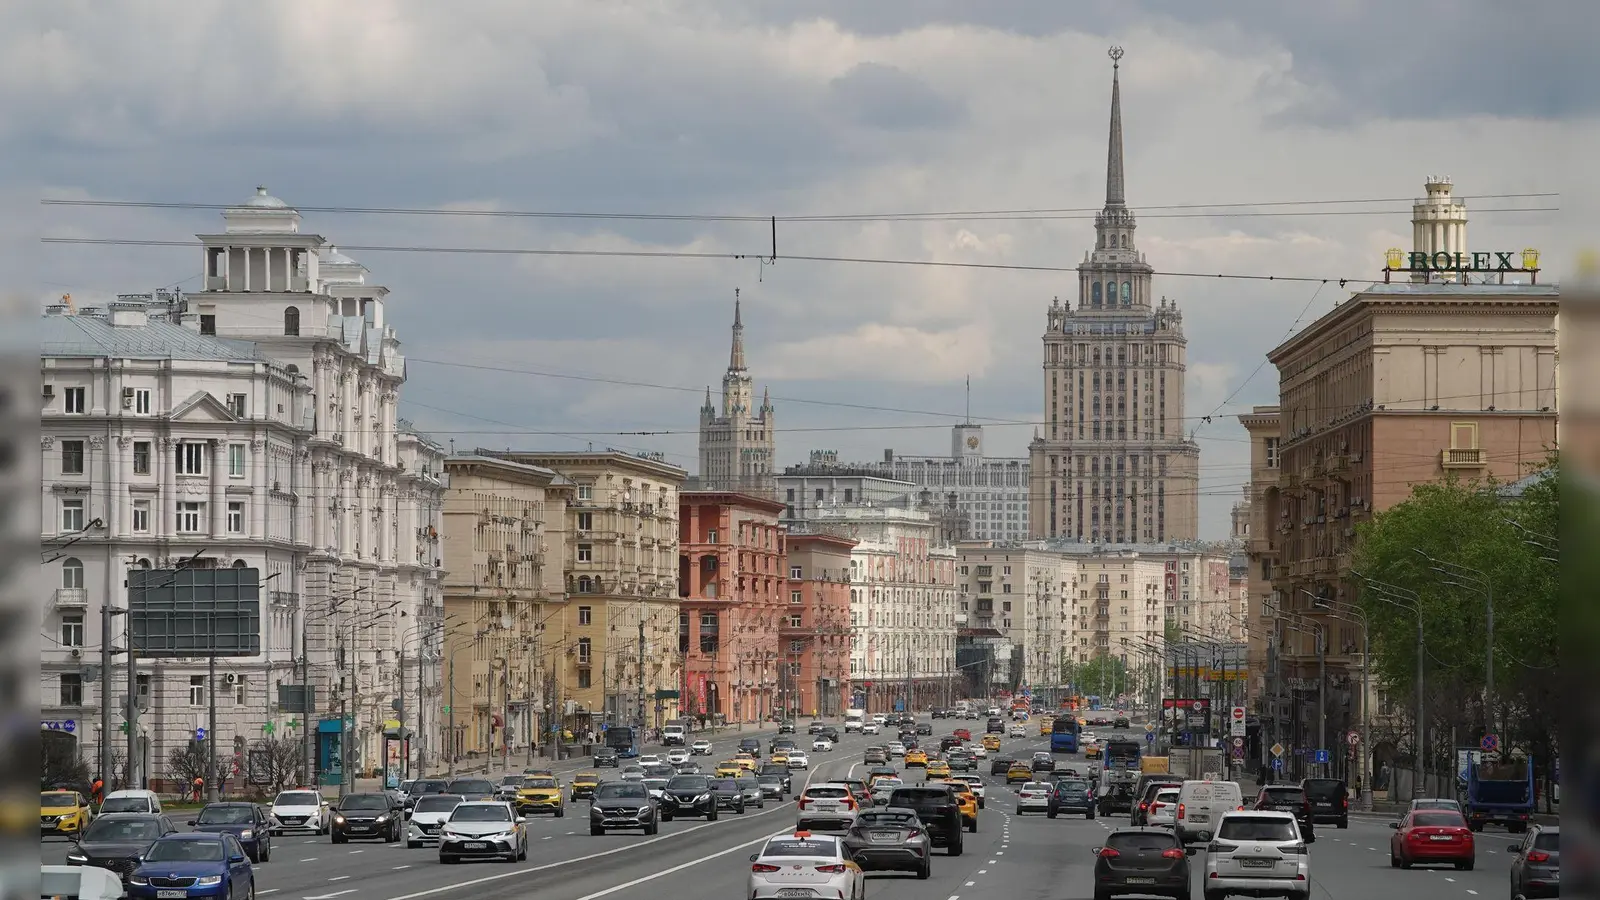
[1354,573,1426,799]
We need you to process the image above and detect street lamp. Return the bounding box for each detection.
[1353,571,1426,799]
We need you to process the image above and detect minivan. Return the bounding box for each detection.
[99,789,163,815]
[1173,779,1245,845]
[1301,778,1349,828]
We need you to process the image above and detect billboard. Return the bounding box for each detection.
[127,567,262,657]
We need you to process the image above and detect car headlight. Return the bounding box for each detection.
[639,807,653,816]
[376,814,390,824]
[696,793,711,802]
[239,829,253,840]
[126,874,150,885]
[195,876,223,887]
[333,815,346,824]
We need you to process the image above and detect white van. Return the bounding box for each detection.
[661,724,686,746]
[1174,779,1244,844]
[99,789,162,815]
[843,709,865,733]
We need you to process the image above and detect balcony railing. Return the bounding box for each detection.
[1441,448,1487,468]
[53,588,87,608]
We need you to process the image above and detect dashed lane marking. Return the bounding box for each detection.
[300,857,318,862]
[349,849,364,854]
[978,870,987,875]
[965,881,975,886]
[330,875,352,881]
[258,892,279,896]
[392,865,410,870]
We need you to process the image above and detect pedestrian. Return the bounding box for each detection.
[192,777,204,803]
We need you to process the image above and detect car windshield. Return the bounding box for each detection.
[413,780,448,794]
[99,798,151,813]
[522,778,557,789]
[145,839,224,862]
[668,776,710,791]
[1155,790,1180,802]
[84,818,161,842]
[1218,817,1300,841]
[275,791,320,807]
[339,795,389,811]
[1264,788,1305,803]
[763,838,837,858]
[874,779,903,789]
[598,783,648,800]
[1413,813,1467,827]
[1107,832,1180,852]
[414,796,463,813]
[499,775,521,785]
[450,805,510,822]
[759,775,783,784]
[1056,781,1091,791]
[806,786,848,798]
[576,773,599,782]
[197,806,255,825]
[446,780,493,794]
[42,793,77,806]
[710,779,738,791]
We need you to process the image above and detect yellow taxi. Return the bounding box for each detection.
[40,791,91,835]
[1083,741,1102,760]
[769,751,790,766]
[715,761,744,777]
[1005,761,1033,784]
[981,734,1002,752]
[516,775,566,817]
[925,760,952,779]
[949,782,979,832]
[903,748,928,768]
[569,772,601,802]
[734,757,758,773]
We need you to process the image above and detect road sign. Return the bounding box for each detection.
[1231,706,1247,737]
[1186,714,1207,727]
[1231,745,1245,760]
[1481,733,1499,753]
[1313,748,1330,764]
[1347,730,1360,746]
[1232,736,1245,748]
[1272,757,1284,771]
[195,726,207,740]
[1270,742,1284,758]
[1145,722,1156,733]
[1231,706,1245,723]
[1146,731,1155,743]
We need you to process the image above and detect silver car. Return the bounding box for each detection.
[642,778,670,802]
[406,794,463,848]
[736,775,767,809]
[1203,811,1310,899]
[438,801,527,864]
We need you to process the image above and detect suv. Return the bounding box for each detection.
[1508,823,1559,900]
[331,793,402,843]
[986,717,1005,734]
[660,775,719,821]
[1092,828,1193,900]
[1253,785,1316,842]
[1203,811,1310,900]
[1300,778,1349,829]
[887,784,964,856]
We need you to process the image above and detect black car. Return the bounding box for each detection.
[708,776,747,813]
[593,746,620,767]
[442,778,495,801]
[1097,782,1136,817]
[759,762,793,792]
[808,721,826,734]
[189,802,273,862]
[1031,752,1056,773]
[986,717,1005,734]
[660,774,719,821]
[887,785,963,856]
[930,708,948,719]
[406,778,450,811]
[990,756,1016,776]
[1129,776,1184,826]
[1091,827,1194,899]
[589,780,658,835]
[771,737,798,754]
[1113,717,1130,729]
[739,737,762,754]
[1508,823,1559,900]
[915,722,933,736]
[820,727,841,743]
[1047,779,1096,820]
[844,807,933,879]
[777,720,796,734]
[940,736,961,752]
[757,773,787,800]
[331,793,402,843]
[1254,785,1316,842]
[1301,778,1349,828]
[67,813,179,880]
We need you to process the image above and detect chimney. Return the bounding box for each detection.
[108,297,151,328]
[883,449,894,464]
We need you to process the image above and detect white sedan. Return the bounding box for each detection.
[1016,782,1053,815]
[786,751,811,769]
[690,740,713,756]
[748,833,865,900]
[872,715,888,726]
[861,722,880,735]
[1008,724,1028,738]
[812,737,834,752]
[887,741,906,757]
[637,754,661,766]
[870,778,904,806]
[971,745,987,758]
[665,748,690,765]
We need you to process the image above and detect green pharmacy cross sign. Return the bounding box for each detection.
[262,722,276,735]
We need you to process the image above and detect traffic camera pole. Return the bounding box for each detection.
[100,598,113,789]
[206,646,218,802]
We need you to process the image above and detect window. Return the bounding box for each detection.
[284,307,300,336]
[131,388,152,415]
[225,393,246,417]
[60,614,84,647]
[577,669,592,689]
[62,557,84,588]
[786,488,795,501]
[790,565,803,579]
[63,387,86,414]
[61,440,85,475]
[578,606,592,626]
[1449,421,1479,450]
[60,674,83,707]
[576,512,593,532]
[189,676,206,707]
[61,500,84,533]
[233,676,247,705]
[228,444,246,477]
[790,591,802,604]
[227,502,244,534]
[200,314,216,335]
[577,543,593,563]
[1263,437,1279,469]
[176,442,206,475]
[844,488,854,502]
[577,638,592,664]
[707,528,718,544]
[177,502,204,534]
[132,441,151,474]
[789,614,803,627]
[132,500,151,534]
[577,484,592,501]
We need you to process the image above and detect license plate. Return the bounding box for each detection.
[1430,835,1454,841]
[870,833,897,843]
[464,842,487,850]
[157,892,188,899]
[777,891,813,898]
[1240,858,1273,868]
[1188,815,1208,823]
[350,826,371,832]
[1125,877,1155,884]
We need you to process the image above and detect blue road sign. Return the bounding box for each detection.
[195,726,206,740]
[1480,733,1499,753]
[1313,749,1330,764]
[1146,731,1155,743]
[1272,758,1284,771]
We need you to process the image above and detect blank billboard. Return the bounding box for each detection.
[127,567,261,657]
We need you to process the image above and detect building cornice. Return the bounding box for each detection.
[1269,292,1558,364]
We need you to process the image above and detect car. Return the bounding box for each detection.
[887,784,964,856]
[1084,742,1103,760]
[863,747,889,766]
[1006,762,1034,784]
[124,833,254,900]
[267,788,329,836]
[1047,778,1096,820]
[1146,787,1182,829]
[981,734,1002,751]
[515,775,566,817]
[642,777,671,801]
[438,801,527,862]
[1389,809,1475,869]
[939,735,962,752]
[925,760,953,779]
[872,714,888,726]
[771,736,799,752]
[862,721,880,735]
[1008,724,1028,739]
[188,802,273,862]
[661,723,687,746]
[443,778,496,801]
[948,781,979,832]
[405,778,450,812]
[569,772,601,802]
[1098,781,1138,817]
[331,792,402,843]
[758,773,788,800]
[915,722,934,735]
[1081,730,1099,745]
[1300,777,1349,828]
[987,717,1006,734]
[949,775,986,809]
[812,737,835,752]
[665,748,690,765]
[953,728,972,742]
[870,778,905,805]
[759,763,794,792]
[736,774,767,809]
[690,739,713,756]
[495,774,524,802]
[660,774,719,821]
[588,780,659,835]
[739,738,763,755]
[65,813,180,880]
[1013,781,1051,814]
[593,746,621,767]
[406,794,464,847]
[990,755,1016,776]
[887,741,907,757]
[748,832,867,900]
[777,721,796,734]
[1405,797,1464,816]
[620,764,649,781]
[1204,811,1311,899]
[1129,776,1185,826]
[1253,785,1315,842]
[1174,780,1245,845]
[99,789,163,815]
[40,790,92,837]
[715,760,744,778]
[808,721,826,734]
[843,807,931,878]
[1507,823,1559,899]
[709,776,748,814]
[947,749,975,771]
[904,749,928,767]
[1113,717,1131,729]
[795,783,859,832]
[1031,752,1056,772]
[1090,827,1194,900]
[786,751,811,769]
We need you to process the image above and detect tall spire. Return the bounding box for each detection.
[1105,46,1126,208]
[728,287,746,372]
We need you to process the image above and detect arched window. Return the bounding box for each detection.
[62,557,84,589]
[1122,281,1132,305]
[577,576,593,593]
[1091,283,1102,306]
[136,558,152,569]
[1119,234,1128,248]
[232,559,248,569]
[284,306,300,336]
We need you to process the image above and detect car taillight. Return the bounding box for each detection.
[1139,802,1149,811]
[798,797,810,809]
[1341,796,1349,809]
[815,864,847,873]
[845,796,858,809]
[1161,848,1185,859]
[905,829,921,839]
[752,864,781,873]
[1237,805,1245,811]
[1526,850,1551,863]
[1098,847,1121,859]
[1177,803,1185,819]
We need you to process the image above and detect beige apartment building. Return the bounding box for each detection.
[480,450,689,729]
[954,545,1072,695]
[1236,405,1281,712]
[441,454,569,763]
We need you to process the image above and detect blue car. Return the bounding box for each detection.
[189,802,273,862]
[125,833,254,900]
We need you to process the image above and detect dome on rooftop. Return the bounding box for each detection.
[238,185,290,209]
[323,245,357,265]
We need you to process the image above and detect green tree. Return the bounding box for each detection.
[1063,652,1133,698]
[1163,619,1183,645]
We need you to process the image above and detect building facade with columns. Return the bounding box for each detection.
[678,490,788,723]
[779,532,857,718]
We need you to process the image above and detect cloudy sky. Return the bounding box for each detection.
[12,0,1593,538]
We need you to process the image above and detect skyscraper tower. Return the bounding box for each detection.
[1028,48,1201,542]
[698,290,777,496]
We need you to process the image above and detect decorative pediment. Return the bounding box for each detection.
[170,391,237,423]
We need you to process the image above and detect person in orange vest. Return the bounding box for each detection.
[90,778,104,806]
[192,777,204,803]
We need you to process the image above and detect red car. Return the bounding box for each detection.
[953,728,972,742]
[1390,810,1476,870]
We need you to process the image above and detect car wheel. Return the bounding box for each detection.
[248,849,261,864]
[1459,860,1474,871]
[1399,854,1413,870]
[709,810,718,821]
[646,820,659,835]
[662,811,674,822]
[440,855,454,864]
[968,819,978,833]
[1048,810,1058,819]
[1086,811,1095,820]
[260,841,271,862]
[407,841,420,849]
[948,836,963,857]
[591,824,605,836]
[332,834,346,844]
[518,841,528,861]
[1337,818,1349,829]
[1388,849,1399,868]
[917,860,931,880]
[556,807,565,818]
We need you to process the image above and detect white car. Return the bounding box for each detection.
[1016,782,1053,815]
[887,741,906,757]
[1147,787,1181,828]
[786,751,811,769]
[642,778,669,801]
[1009,724,1028,738]
[691,740,713,756]
[812,737,834,752]
[269,789,329,835]
[1203,811,1310,898]
[870,778,904,806]
[637,754,661,766]
[437,801,528,864]
[971,745,987,758]
[1080,731,1098,745]
[872,715,888,726]
[987,707,1002,717]
[861,722,880,735]
[665,748,690,765]
[406,794,463,847]
[748,832,865,900]
[619,765,647,781]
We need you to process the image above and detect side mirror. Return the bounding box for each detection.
[230,854,247,864]
[749,854,759,862]
[187,819,198,826]
[1389,822,1401,829]
[516,817,527,824]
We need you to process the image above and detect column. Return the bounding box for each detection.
[104,437,121,536]
[159,438,175,540]
[251,440,267,540]
[210,440,226,538]
[243,248,251,292]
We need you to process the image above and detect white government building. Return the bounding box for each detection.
[40,188,445,789]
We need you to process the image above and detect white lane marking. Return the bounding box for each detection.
[988,859,997,864]
[542,835,553,840]
[949,896,960,900]
[566,831,576,835]
[348,849,364,854]
[303,892,357,900]
[330,875,351,881]
[258,892,280,897]
[965,881,975,886]
[978,869,987,874]
[1467,891,1478,895]
[392,865,410,870]
[1446,877,1456,882]
[996,851,1004,855]
[300,857,319,862]
[566,828,788,900]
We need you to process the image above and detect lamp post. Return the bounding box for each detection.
[1353,572,1425,799]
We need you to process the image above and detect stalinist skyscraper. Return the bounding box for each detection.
[1028,48,1200,542]
[698,291,777,497]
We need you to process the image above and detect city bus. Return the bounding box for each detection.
[1038,715,1055,737]
[1050,716,1081,754]
[605,725,639,758]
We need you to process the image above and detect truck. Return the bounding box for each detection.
[1140,756,1170,775]
[1168,747,1223,781]
[843,709,866,732]
[1465,757,1535,832]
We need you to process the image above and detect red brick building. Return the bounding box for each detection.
[678,491,787,723]
[780,533,857,718]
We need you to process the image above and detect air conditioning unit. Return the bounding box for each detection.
[43,384,55,398]
[121,387,135,408]
[224,673,237,685]
[69,648,83,659]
